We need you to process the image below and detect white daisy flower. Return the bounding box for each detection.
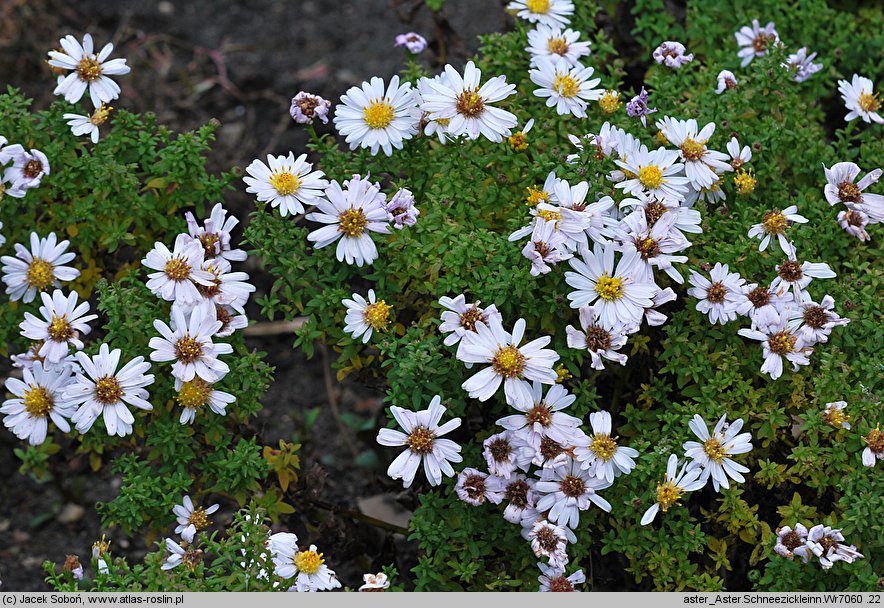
[455,468,506,506]
[822,401,850,430]
[747,205,808,256]
[66,343,155,437]
[48,33,130,107]
[194,258,255,312]
[384,188,420,229]
[823,162,883,222]
[640,454,705,525]
[838,209,870,241]
[784,47,822,83]
[735,281,790,331]
[20,290,97,364]
[565,305,629,370]
[738,309,814,380]
[687,263,745,325]
[3,148,50,197]
[358,573,390,592]
[805,525,864,569]
[244,152,328,217]
[552,178,614,247]
[185,203,247,263]
[503,475,538,526]
[63,104,113,144]
[342,289,392,344]
[538,563,585,592]
[149,306,232,383]
[173,495,220,543]
[862,425,882,468]
[535,458,611,528]
[333,75,417,156]
[525,24,590,67]
[771,253,836,303]
[306,175,391,267]
[528,520,569,568]
[657,117,732,190]
[614,145,689,202]
[574,411,639,483]
[507,0,574,27]
[615,207,690,284]
[419,60,517,142]
[734,19,779,67]
[521,218,573,276]
[10,341,76,371]
[716,70,737,94]
[837,74,883,124]
[774,524,810,559]
[619,193,702,239]
[375,395,462,488]
[652,41,693,68]
[786,295,849,345]
[438,294,503,347]
[412,73,454,144]
[161,538,202,571]
[496,381,581,450]
[643,286,677,327]
[175,377,234,425]
[530,56,602,118]
[1,361,75,445]
[142,233,214,306]
[458,317,559,406]
[1,232,80,303]
[683,414,753,492]
[726,137,752,170]
[565,241,658,328]
[483,431,532,479]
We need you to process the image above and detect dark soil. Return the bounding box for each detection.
[0,0,508,592]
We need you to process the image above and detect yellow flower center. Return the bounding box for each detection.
[768,331,796,355]
[363,300,392,331]
[48,315,73,342]
[90,104,113,126]
[94,376,123,405]
[638,165,664,189]
[492,345,526,378]
[526,0,550,13]
[598,90,622,114]
[174,336,204,364]
[269,170,302,196]
[859,90,881,113]
[455,89,485,118]
[702,437,726,464]
[734,169,757,195]
[555,364,572,383]
[177,378,214,410]
[363,100,396,129]
[406,426,435,455]
[188,507,210,531]
[76,57,102,82]
[761,210,788,234]
[526,186,549,207]
[337,208,368,237]
[164,257,191,281]
[823,406,850,429]
[23,385,54,417]
[655,479,684,512]
[546,37,569,56]
[680,137,706,161]
[536,208,561,222]
[26,258,55,290]
[508,131,529,152]
[294,550,324,575]
[591,433,618,462]
[594,274,624,301]
[553,73,580,98]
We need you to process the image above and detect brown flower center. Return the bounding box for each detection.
[761,210,788,234]
[174,336,204,364]
[188,507,210,531]
[506,479,530,509]
[539,436,564,461]
[23,160,44,178]
[768,331,797,355]
[459,306,483,332]
[837,181,862,203]
[462,474,487,500]
[866,426,884,454]
[781,530,803,552]
[455,89,485,118]
[406,426,435,455]
[549,576,575,592]
[164,257,191,281]
[778,260,803,282]
[525,404,551,427]
[747,286,771,308]
[559,474,586,497]
[706,282,727,304]
[584,326,612,352]
[636,236,660,260]
[488,437,512,463]
[645,201,667,227]
[803,306,828,329]
[844,210,864,227]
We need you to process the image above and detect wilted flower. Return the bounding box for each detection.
[625,87,657,126]
[289,92,331,124]
[652,41,693,68]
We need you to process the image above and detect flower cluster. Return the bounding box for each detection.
[774,524,864,570]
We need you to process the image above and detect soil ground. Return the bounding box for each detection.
[0,0,508,591]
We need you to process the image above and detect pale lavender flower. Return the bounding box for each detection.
[289,92,331,125]
[384,187,420,228]
[395,32,428,54]
[653,41,693,68]
[625,87,657,127]
[784,47,822,83]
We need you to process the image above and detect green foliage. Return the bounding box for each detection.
[245,0,883,592]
